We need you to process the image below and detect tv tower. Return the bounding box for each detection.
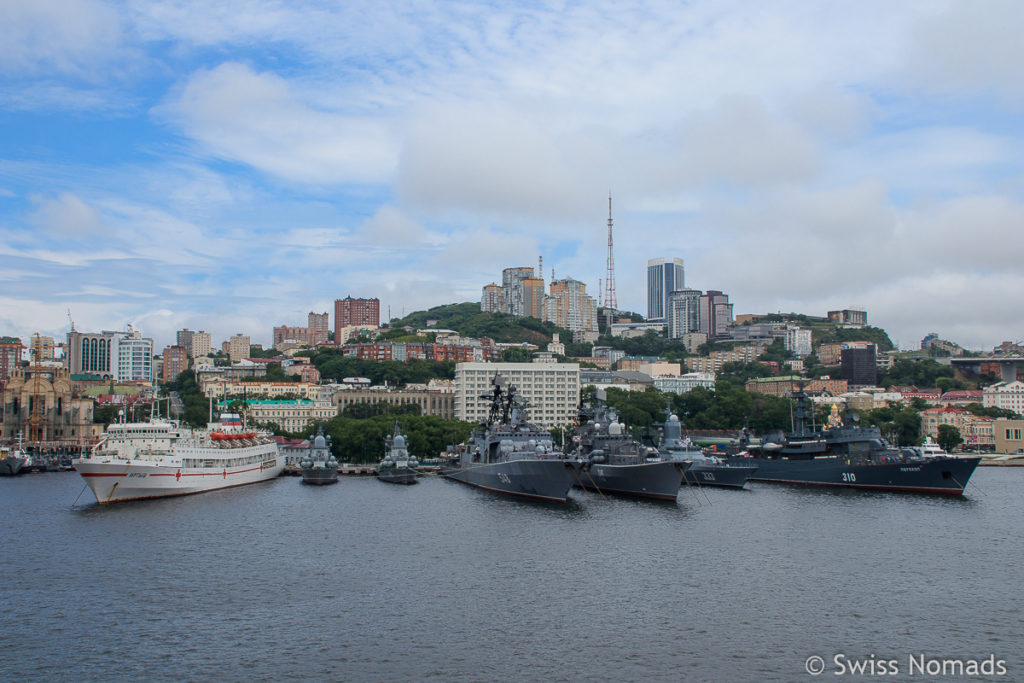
[604,194,617,324]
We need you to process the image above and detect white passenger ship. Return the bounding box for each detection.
[75,413,284,504]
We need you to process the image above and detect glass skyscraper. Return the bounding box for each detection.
[646,257,685,321]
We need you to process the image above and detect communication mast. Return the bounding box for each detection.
[604,195,617,331]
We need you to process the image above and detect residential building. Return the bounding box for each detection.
[994,418,1024,453]
[455,361,580,428]
[592,346,626,367]
[162,345,188,383]
[639,362,681,377]
[920,406,994,449]
[745,376,849,397]
[609,321,666,338]
[228,334,250,363]
[273,325,308,346]
[30,334,58,361]
[201,380,324,401]
[617,356,663,372]
[666,288,701,339]
[544,278,597,333]
[817,341,876,366]
[841,346,877,386]
[1,337,22,384]
[646,257,685,321]
[308,312,329,346]
[784,326,813,357]
[983,381,1024,415]
[699,290,733,338]
[335,297,380,340]
[686,345,767,373]
[480,282,504,313]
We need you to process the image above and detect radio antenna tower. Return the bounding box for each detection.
[604,194,617,326]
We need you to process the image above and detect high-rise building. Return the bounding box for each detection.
[841,346,877,386]
[192,331,212,358]
[544,278,597,333]
[481,283,503,313]
[667,288,701,339]
[30,334,57,361]
[228,334,250,363]
[308,312,329,346]
[334,297,380,341]
[67,327,153,381]
[646,258,685,321]
[162,345,188,383]
[273,325,308,345]
[785,326,813,357]
[698,290,733,338]
[1,337,22,384]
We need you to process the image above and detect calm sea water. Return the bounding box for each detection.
[1,468,1022,682]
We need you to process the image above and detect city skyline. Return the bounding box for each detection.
[2,2,1022,351]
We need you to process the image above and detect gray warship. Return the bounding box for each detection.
[0,434,28,476]
[378,422,419,485]
[658,405,757,489]
[726,388,981,495]
[299,428,339,485]
[571,390,689,500]
[442,375,586,503]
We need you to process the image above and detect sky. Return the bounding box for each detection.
[1,0,1023,353]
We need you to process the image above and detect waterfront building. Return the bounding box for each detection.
[335,297,380,341]
[308,312,329,346]
[228,334,250,363]
[218,399,335,433]
[983,381,1024,415]
[653,372,716,394]
[455,361,580,428]
[920,406,994,448]
[698,290,733,338]
[67,327,153,382]
[544,278,597,333]
[666,288,701,339]
[0,364,101,445]
[1,336,22,384]
[646,257,684,322]
[994,418,1024,453]
[161,345,188,383]
[330,386,455,420]
[784,326,813,357]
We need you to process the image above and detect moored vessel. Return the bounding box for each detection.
[442,375,586,503]
[658,408,756,489]
[75,412,284,503]
[300,428,339,485]
[571,390,688,500]
[726,389,980,495]
[0,445,27,476]
[378,422,418,485]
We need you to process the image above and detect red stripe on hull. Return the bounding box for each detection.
[754,478,965,496]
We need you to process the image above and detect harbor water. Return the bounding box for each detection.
[2,468,1022,681]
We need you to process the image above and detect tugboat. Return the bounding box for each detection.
[658,404,757,489]
[571,390,688,500]
[300,428,339,486]
[378,422,419,485]
[442,375,587,503]
[726,388,981,495]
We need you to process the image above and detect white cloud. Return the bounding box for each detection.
[155,62,399,184]
[26,192,104,236]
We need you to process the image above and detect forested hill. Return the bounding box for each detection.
[388,302,574,345]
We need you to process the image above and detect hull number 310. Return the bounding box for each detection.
[841,472,857,482]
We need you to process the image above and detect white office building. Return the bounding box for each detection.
[455,361,580,428]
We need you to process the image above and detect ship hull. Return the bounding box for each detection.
[725,455,980,495]
[1,457,25,476]
[378,468,418,485]
[443,458,581,503]
[76,451,284,503]
[684,462,757,489]
[575,461,685,500]
[301,467,339,485]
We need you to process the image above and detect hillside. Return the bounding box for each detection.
[389,302,575,346]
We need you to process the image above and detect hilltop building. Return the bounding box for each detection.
[785,326,813,357]
[983,381,1024,415]
[699,290,733,338]
[228,334,250,363]
[666,288,701,339]
[176,329,212,358]
[335,297,380,341]
[827,309,867,327]
[481,267,545,318]
[543,278,597,334]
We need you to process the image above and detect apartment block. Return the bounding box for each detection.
[455,361,580,428]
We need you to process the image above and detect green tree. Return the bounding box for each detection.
[937,424,962,452]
